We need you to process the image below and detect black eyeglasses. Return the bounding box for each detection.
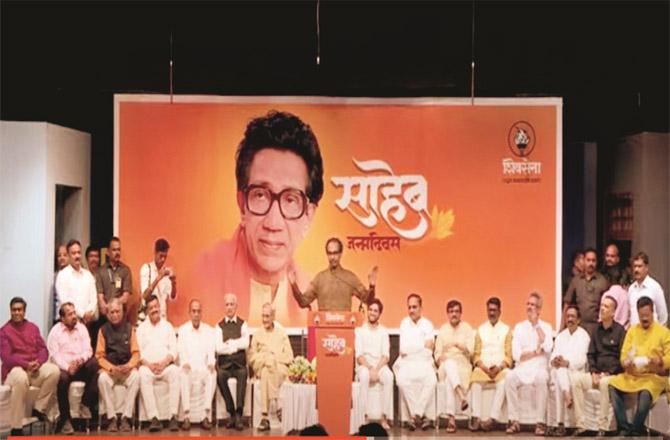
[244,184,308,220]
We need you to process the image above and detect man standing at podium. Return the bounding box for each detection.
[288,237,378,311]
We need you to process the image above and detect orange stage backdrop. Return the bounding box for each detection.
[115,96,562,330]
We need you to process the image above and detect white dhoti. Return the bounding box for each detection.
[550,367,575,424]
[471,379,506,421]
[139,364,180,419]
[179,368,216,416]
[571,372,613,431]
[505,366,548,424]
[396,360,436,418]
[98,369,140,419]
[356,365,394,419]
[440,360,463,416]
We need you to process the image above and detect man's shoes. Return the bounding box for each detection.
[119,417,132,432]
[481,418,494,432]
[421,416,433,431]
[574,428,594,436]
[258,418,271,431]
[201,417,212,430]
[107,416,119,432]
[406,417,417,431]
[181,417,191,431]
[469,416,481,431]
[226,415,236,429]
[234,415,244,431]
[555,423,566,436]
[148,416,162,432]
[31,409,47,422]
[61,419,75,435]
[506,420,521,435]
[534,422,547,436]
[168,416,179,431]
[10,428,24,436]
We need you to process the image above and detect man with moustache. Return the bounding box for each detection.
[137,295,180,432]
[1,297,60,437]
[434,300,474,433]
[354,298,393,430]
[547,305,590,436]
[563,248,609,336]
[85,246,100,279]
[600,243,630,287]
[249,303,294,431]
[608,297,670,436]
[469,297,512,432]
[55,240,98,326]
[505,292,553,436]
[177,299,216,430]
[570,296,625,436]
[47,302,99,435]
[95,298,140,433]
[215,293,250,431]
[289,237,378,311]
[96,237,132,319]
[395,293,437,431]
[628,251,667,326]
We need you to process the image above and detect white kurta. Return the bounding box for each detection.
[177,321,216,416]
[55,265,98,319]
[395,316,436,418]
[628,275,667,326]
[505,319,553,424]
[355,323,394,419]
[139,261,174,320]
[137,318,180,419]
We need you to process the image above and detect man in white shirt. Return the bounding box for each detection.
[177,299,215,430]
[139,238,177,323]
[394,293,436,431]
[137,295,180,432]
[55,240,98,326]
[547,305,590,436]
[215,293,250,431]
[628,252,667,326]
[505,292,553,436]
[355,298,393,430]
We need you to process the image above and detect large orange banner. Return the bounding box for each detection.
[115,96,562,330]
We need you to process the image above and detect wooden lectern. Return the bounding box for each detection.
[309,311,363,436]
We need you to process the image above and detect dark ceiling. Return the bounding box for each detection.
[1,0,668,243]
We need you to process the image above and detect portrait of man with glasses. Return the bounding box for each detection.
[198,110,323,326]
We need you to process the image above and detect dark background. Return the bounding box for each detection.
[2,0,668,252]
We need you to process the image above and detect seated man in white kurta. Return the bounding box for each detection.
[177,299,216,430]
[355,298,393,430]
[547,304,590,435]
[137,295,180,432]
[505,292,553,436]
[394,293,437,431]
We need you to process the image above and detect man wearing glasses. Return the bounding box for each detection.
[199,110,323,326]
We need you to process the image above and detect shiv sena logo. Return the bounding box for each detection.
[331,159,455,243]
[321,334,347,355]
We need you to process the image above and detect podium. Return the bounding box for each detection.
[310,311,363,436]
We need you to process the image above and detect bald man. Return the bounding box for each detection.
[215,294,250,430]
[249,303,293,431]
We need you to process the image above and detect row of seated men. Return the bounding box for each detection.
[390,292,670,437]
[0,293,291,436]
[3,290,669,437]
